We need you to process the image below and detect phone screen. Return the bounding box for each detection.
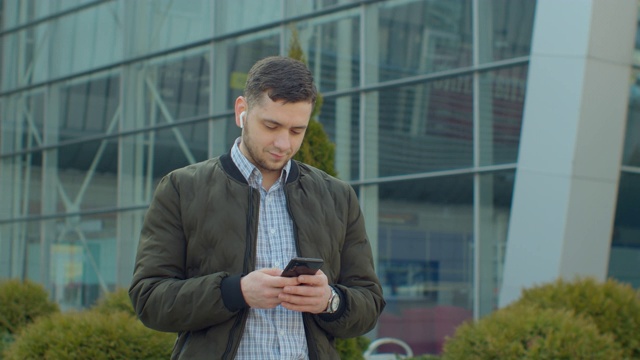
[281,257,324,277]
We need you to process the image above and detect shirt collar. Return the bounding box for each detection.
[230,137,290,186]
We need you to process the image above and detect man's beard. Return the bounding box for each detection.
[242,133,290,173]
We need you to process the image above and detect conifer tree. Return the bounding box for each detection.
[288,28,337,177]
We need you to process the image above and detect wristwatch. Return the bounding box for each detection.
[324,286,340,314]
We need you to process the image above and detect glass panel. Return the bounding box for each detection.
[624,69,640,166]
[215,30,280,112]
[377,0,472,83]
[2,3,121,87]
[24,212,119,310]
[478,0,536,63]
[376,174,473,355]
[1,1,24,29]
[284,0,359,17]
[213,1,282,36]
[294,9,360,93]
[59,73,120,142]
[142,48,210,123]
[126,0,211,57]
[0,32,19,90]
[52,138,119,212]
[1,28,49,90]
[48,2,122,80]
[609,172,640,289]
[148,121,210,180]
[1,0,103,29]
[0,153,43,219]
[16,221,42,284]
[634,5,640,66]
[318,95,360,180]
[477,171,514,316]
[479,66,528,166]
[369,76,474,179]
[1,91,46,152]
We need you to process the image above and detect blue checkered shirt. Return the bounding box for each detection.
[231,138,309,360]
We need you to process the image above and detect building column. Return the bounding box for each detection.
[499,0,636,306]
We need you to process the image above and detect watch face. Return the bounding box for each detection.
[330,291,340,312]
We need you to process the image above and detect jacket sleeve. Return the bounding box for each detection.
[128,172,246,333]
[314,184,386,337]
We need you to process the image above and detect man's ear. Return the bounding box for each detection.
[234,96,248,129]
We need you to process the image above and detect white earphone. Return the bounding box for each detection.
[240,111,246,128]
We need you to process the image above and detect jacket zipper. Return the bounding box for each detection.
[285,185,320,360]
[222,186,257,359]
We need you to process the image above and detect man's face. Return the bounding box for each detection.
[239,94,313,178]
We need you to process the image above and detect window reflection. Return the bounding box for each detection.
[60,74,120,140]
[609,173,640,288]
[376,175,473,355]
[35,211,132,310]
[378,0,473,82]
[478,0,536,63]
[220,32,280,108]
[624,70,640,166]
[479,66,528,166]
[12,92,46,152]
[127,0,211,56]
[297,10,360,92]
[374,77,474,177]
[144,50,210,122]
[318,95,360,180]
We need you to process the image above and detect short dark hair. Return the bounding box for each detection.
[244,56,317,109]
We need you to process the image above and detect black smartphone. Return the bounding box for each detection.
[281,257,324,277]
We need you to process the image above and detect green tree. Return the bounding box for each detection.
[289,27,337,177]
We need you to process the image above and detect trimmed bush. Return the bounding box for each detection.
[0,279,59,334]
[513,277,640,358]
[441,305,623,359]
[90,288,371,359]
[92,288,135,316]
[336,336,370,360]
[3,311,175,360]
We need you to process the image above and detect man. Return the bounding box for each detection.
[129,56,385,360]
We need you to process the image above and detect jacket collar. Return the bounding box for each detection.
[220,151,300,185]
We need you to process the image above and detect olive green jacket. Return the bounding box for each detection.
[129,153,385,359]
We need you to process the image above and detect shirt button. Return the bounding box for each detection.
[270,228,276,235]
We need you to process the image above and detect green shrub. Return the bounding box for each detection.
[441,305,623,360]
[91,288,135,316]
[0,279,59,335]
[90,288,369,359]
[513,277,640,358]
[3,311,175,360]
[0,332,14,359]
[336,336,370,360]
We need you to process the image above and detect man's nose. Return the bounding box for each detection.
[274,132,291,150]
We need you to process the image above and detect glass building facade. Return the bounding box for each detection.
[0,0,637,355]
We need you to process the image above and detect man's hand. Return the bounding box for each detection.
[241,268,300,309]
[279,269,332,314]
